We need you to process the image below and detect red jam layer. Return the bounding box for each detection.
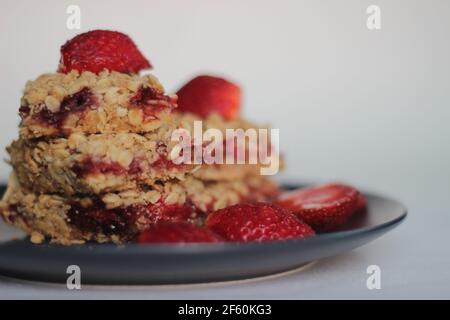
[72,153,183,178]
[129,86,177,121]
[72,157,127,177]
[66,199,195,238]
[23,87,97,129]
[153,142,186,170]
[4,204,20,224]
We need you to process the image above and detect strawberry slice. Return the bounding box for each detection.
[59,30,151,74]
[277,184,360,232]
[138,222,222,244]
[206,203,315,242]
[355,193,368,214]
[176,75,240,120]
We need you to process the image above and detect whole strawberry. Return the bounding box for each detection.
[177,75,240,120]
[206,203,315,242]
[59,30,151,74]
[138,222,222,244]
[277,184,360,232]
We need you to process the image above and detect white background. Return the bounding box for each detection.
[0,0,449,298]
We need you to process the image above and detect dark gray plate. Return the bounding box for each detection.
[0,185,406,285]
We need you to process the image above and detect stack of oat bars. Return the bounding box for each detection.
[0,31,279,244]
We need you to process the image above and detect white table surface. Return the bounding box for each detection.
[1,179,449,300]
[0,0,449,300]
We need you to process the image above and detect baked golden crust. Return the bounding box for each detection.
[19,70,176,138]
[0,174,279,245]
[9,130,196,195]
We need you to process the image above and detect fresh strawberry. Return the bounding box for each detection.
[277,184,360,232]
[206,203,315,242]
[355,193,368,214]
[59,30,151,74]
[176,75,240,120]
[138,222,222,244]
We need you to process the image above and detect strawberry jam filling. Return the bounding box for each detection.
[27,87,97,129]
[129,86,177,121]
[19,105,31,117]
[128,158,143,175]
[153,142,186,170]
[72,153,184,178]
[67,199,135,237]
[66,199,195,238]
[72,157,127,177]
[4,204,20,224]
[152,157,183,170]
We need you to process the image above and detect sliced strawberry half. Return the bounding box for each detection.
[277,183,360,232]
[206,203,315,242]
[59,30,151,74]
[176,75,241,120]
[138,222,222,244]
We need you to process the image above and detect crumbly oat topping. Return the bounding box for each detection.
[9,128,195,195]
[19,70,176,138]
